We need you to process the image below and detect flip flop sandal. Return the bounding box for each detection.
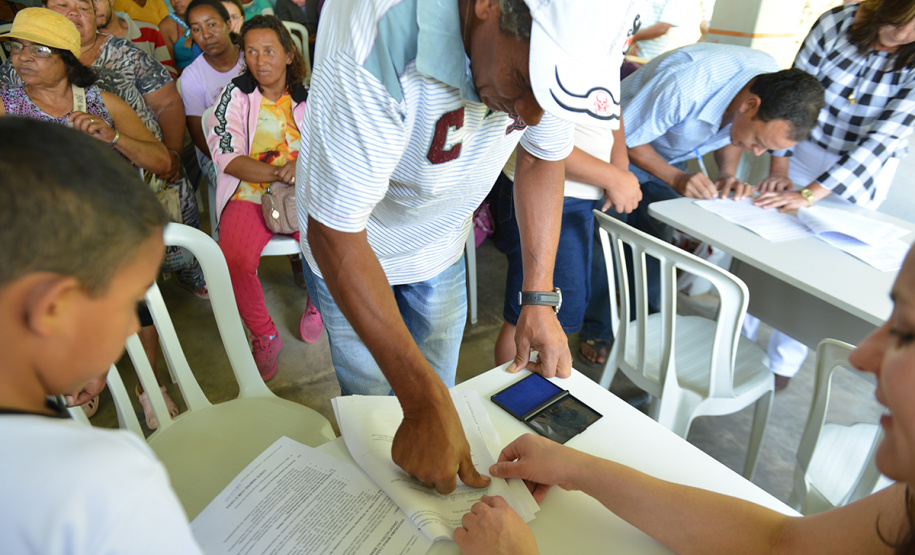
[81,395,100,418]
[136,385,180,430]
[578,338,610,368]
[177,281,209,300]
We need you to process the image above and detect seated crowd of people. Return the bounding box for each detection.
[2,0,915,553]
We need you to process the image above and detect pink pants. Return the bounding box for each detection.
[218,200,299,338]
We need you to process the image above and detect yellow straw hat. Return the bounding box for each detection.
[0,8,81,58]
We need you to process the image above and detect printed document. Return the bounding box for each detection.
[191,436,432,555]
[695,198,909,270]
[332,390,540,542]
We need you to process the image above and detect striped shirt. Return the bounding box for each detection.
[298,0,573,284]
[788,3,915,207]
[621,43,780,165]
[117,13,177,80]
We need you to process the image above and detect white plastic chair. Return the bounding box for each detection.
[69,223,335,518]
[281,20,311,83]
[594,210,774,479]
[789,338,892,514]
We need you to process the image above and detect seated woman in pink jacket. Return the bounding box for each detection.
[206,15,320,380]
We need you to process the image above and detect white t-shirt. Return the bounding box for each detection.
[0,414,203,554]
[502,124,615,201]
[180,53,246,117]
[636,0,702,60]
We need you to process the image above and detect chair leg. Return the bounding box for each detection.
[654,393,690,438]
[743,391,773,480]
[597,362,617,390]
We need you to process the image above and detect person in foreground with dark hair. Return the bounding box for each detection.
[744,0,915,388]
[578,43,825,366]
[0,118,203,553]
[206,15,322,381]
[0,9,170,174]
[457,241,915,555]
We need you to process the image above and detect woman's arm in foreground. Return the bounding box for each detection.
[456,434,906,555]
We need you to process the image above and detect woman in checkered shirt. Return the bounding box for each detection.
[756,0,915,211]
[743,0,915,389]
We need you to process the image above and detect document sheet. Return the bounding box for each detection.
[695,198,909,270]
[190,436,432,555]
[332,390,540,542]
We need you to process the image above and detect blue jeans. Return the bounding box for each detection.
[301,256,467,396]
[496,172,602,332]
[580,163,683,342]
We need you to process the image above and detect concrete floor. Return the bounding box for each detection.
[90,232,885,508]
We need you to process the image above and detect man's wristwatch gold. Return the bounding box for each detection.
[800,188,816,207]
[519,288,562,314]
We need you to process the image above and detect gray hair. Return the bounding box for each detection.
[499,0,532,41]
[0,119,167,295]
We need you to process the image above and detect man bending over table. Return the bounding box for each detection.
[296,0,637,494]
[578,43,825,354]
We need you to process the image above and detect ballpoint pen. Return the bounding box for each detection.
[695,147,719,200]
[694,146,709,178]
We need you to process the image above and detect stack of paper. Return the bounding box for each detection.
[190,437,432,555]
[332,390,540,542]
[695,198,810,242]
[695,198,910,271]
[797,206,909,271]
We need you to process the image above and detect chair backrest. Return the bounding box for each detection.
[594,210,749,399]
[791,338,887,513]
[281,20,311,83]
[69,223,279,432]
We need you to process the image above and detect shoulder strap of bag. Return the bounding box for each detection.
[71,84,87,113]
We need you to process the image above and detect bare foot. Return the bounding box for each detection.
[579,338,610,365]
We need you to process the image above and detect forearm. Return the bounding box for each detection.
[565,146,629,192]
[571,455,789,555]
[714,144,743,178]
[145,85,186,153]
[768,154,790,178]
[513,149,563,292]
[631,22,672,43]
[224,156,283,183]
[306,218,449,410]
[187,117,210,158]
[628,143,682,188]
[114,134,171,175]
[610,125,629,170]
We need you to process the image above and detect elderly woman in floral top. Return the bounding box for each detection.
[0,9,168,176]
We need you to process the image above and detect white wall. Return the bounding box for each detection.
[880,151,915,223]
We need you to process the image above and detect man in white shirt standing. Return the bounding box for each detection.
[297,0,635,494]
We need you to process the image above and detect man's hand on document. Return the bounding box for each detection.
[393,385,491,494]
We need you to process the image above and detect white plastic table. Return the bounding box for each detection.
[320,366,797,554]
[648,197,915,348]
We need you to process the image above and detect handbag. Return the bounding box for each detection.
[261,182,299,234]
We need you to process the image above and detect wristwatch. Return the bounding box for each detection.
[519,288,562,314]
[800,188,816,207]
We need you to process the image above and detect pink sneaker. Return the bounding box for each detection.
[299,298,323,343]
[252,334,282,381]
